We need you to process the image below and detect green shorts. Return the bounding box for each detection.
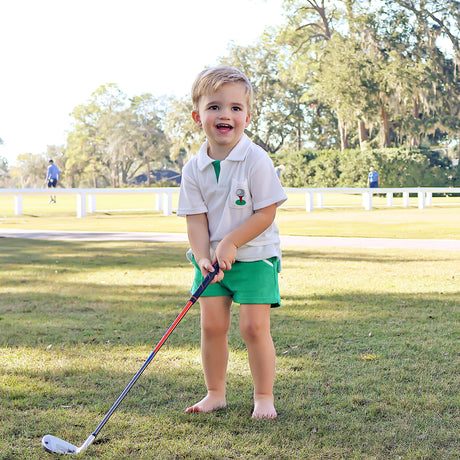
[191,256,281,308]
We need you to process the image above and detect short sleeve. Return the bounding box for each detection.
[177,160,208,217]
[248,154,287,211]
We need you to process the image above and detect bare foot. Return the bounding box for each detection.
[252,395,277,419]
[185,393,226,414]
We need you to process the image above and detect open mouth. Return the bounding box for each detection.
[216,123,233,132]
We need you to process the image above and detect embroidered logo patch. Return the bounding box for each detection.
[235,188,246,205]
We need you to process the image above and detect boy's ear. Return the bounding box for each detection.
[245,111,251,127]
[192,110,202,127]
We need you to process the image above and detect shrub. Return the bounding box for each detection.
[273,147,453,188]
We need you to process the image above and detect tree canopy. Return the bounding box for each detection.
[2,0,458,188]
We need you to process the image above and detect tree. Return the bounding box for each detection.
[127,94,170,185]
[0,155,10,187]
[221,31,310,153]
[163,96,204,167]
[390,0,460,66]
[11,153,47,188]
[66,84,126,187]
[66,85,174,187]
[281,1,358,149]
[378,0,460,146]
[279,0,459,151]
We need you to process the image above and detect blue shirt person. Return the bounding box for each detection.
[367,167,380,188]
[275,164,285,178]
[46,159,60,203]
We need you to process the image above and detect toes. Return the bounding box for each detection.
[185,405,200,413]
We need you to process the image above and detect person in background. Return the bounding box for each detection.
[367,167,380,188]
[275,164,285,179]
[46,159,60,203]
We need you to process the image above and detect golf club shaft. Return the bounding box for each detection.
[89,262,219,439]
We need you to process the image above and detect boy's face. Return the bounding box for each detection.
[192,82,251,159]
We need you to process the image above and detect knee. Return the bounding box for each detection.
[201,319,229,339]
[240,319,265,343]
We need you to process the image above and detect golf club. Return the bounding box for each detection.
[41,262,220,455]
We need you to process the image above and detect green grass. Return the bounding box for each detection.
[1,237,459,459]
[277,206,460,239]
[1,192,460,239]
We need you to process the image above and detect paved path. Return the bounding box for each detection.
[0,229,189,242]
[1,229,459,251]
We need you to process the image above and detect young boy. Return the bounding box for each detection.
[177,66,287,419]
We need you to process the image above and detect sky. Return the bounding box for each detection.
[0,0,285,166]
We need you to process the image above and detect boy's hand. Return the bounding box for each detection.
[215,239,237,271]
[198,258,224,283]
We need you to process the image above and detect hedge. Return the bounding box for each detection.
[272,148,458,188]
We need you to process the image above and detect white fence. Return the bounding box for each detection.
[0,188,178,218]
[284,187,460,212]
[1,186,459,218]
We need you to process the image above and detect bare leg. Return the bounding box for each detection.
[239,304,277,419]
[186,296,232,413]
[48,186,56,203]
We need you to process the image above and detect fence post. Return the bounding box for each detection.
[426,192,432,207]
[77,192,86,218]
[14,195,23,215]
[317,192,324,208]
[88,194,96,213]
[162,190,172,216]
[305,191,314,212]
[418,190,426,209]
[363,191,373,210]
[155,193,162,212]
[386,192,393,207]
[403,191,410,207]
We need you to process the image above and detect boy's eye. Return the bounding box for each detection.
[232,106,242,111]
[208,105,219,110]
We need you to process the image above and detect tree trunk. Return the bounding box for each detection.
[411,98,420,146]
[338,118,349,151]
[146,158,151,186]
[297,121,302,150]
[380,106,390,148]
[358,120,368,150]
[93,164,98,188]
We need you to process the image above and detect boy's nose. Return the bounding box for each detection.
[219,107,231,118]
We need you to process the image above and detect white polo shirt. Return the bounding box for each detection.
[178,134,287,263]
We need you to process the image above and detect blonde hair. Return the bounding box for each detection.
[191,66,253,111]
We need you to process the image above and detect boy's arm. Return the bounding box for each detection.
[215,203,277,271]
[186,213,224,282]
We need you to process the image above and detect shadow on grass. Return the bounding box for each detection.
[2,326,458,459]
[2,288,458,458]
[2,287,457,349]
[0,239,189,271]
[282,247,459,263]
[2,238,459,458]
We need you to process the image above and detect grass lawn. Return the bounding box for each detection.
[1,192,460,239]
[1,235,459,459]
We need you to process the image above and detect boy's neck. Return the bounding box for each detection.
[207,149,229,161]
[206,138,242,161]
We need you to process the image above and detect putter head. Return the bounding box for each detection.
[42,435,78,455]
